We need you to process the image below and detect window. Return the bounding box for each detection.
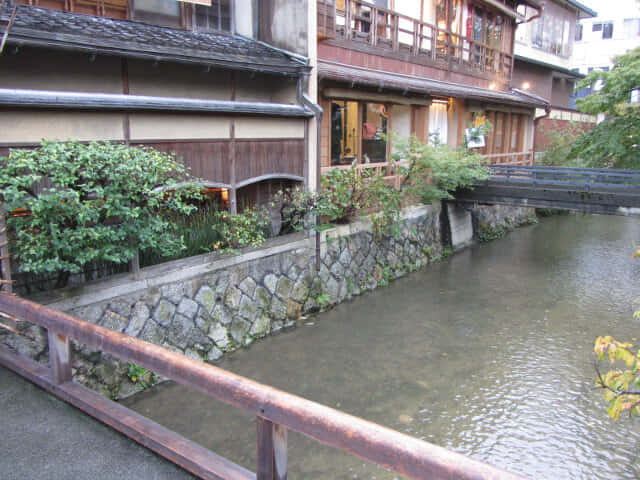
[194,0,232,32]
[602,22,614,39]
[428,102,448,145]
[592,23,602,32]
[330,100,389,165]
[330,100,359,166]
[624,18,640,38]
[575,23,583,41]
[529,2,573,57]
[133,0,180,27]
[361,103,388,163]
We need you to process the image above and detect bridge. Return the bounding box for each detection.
[454,165,640,216]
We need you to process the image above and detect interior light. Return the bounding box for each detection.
[522,82,531,90]
[221,189,229,202]
[489,83,496,90]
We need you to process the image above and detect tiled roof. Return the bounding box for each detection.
[318,61,550,108]
[0,2,308,75]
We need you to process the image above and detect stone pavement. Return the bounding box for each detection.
[0,365,196,480]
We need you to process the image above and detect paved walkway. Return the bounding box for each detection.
[0,366,196,480]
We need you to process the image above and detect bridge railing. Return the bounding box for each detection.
[0,293,527,480]
[485,165,640,191]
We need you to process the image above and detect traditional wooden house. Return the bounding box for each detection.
[316,0,549,169]
[0,0,318,212]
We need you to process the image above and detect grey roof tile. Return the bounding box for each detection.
[0,1,307,74]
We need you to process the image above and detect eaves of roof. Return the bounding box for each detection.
[0,2,309,76]
[318,61,549,109]
[564,0,597,19]
[514,55,584,79]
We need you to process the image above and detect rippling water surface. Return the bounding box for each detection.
[126,214,640,479]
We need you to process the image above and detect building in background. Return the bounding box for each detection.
[316,0,548,169]
[512,0,597,154]
[0,0,319,212]
[571,0,640,108]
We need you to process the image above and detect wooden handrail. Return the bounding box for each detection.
[482,151,534,166]
[0,293,529,480]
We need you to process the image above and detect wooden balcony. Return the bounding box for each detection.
[318,0,514,83]
[482,151,534,165]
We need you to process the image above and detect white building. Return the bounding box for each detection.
[573,0,640,74]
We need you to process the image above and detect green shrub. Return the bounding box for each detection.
[209,206,271,254]
[391,135,490,204]
[0,141,200,287]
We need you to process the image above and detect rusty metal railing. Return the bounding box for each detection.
[0,293,528,480]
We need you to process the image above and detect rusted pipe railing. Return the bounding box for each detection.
[0,293,528,480]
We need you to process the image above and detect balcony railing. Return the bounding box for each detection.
[322,160,410,188]
[318,0,513,81]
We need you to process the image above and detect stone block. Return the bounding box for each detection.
[207,324,230,349]
[224,286,242,310]
[195,285,217,314]
[177,298,199,320]
[238,277,257,298]
[286,300,302,320]
[229,318,251,344]
[152,299,176,327]
[124,302,150,338]
[250,314,271,338]
[264,273,278,295]
[276,277,293,300]
[161,283,184,304]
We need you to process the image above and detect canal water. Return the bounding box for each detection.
[125,214,640,479]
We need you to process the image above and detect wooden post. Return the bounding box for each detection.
[256,416,287,480]
[48,330,72,384]
[129,237,140,281]
[0,204,12,294]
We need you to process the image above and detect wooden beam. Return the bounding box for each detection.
[48,330,72,385]
[0,205,11,294]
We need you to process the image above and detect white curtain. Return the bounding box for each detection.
[429,103,448,145]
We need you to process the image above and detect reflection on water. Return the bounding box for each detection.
[125,214,640,479]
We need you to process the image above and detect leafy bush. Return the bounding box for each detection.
[391,135,490,204]
[538,120,586,167]
[208,206,271,254]
[0,141,200,286]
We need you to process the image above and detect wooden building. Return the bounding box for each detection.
[0,0,318,211]
[316,0,549,168]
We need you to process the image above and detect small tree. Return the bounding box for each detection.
[391,135,490,204]
[594,247,640,419]
[0,141,200,287]
[570,47,640,169]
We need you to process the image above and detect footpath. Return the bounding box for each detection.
[0,366,195,480]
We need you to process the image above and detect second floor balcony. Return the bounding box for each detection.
[318,0,525,85]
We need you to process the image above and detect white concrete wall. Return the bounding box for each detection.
[572,0,640,74]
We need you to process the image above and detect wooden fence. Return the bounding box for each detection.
[0,293,528,480]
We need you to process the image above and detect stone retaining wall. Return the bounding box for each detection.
[1,203,444,398]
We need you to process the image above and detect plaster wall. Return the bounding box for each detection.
[235,117,305,139]
[129,114,232,141]
[127,60,232,100]
[0,48,123,94]
[0,110,125,143]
